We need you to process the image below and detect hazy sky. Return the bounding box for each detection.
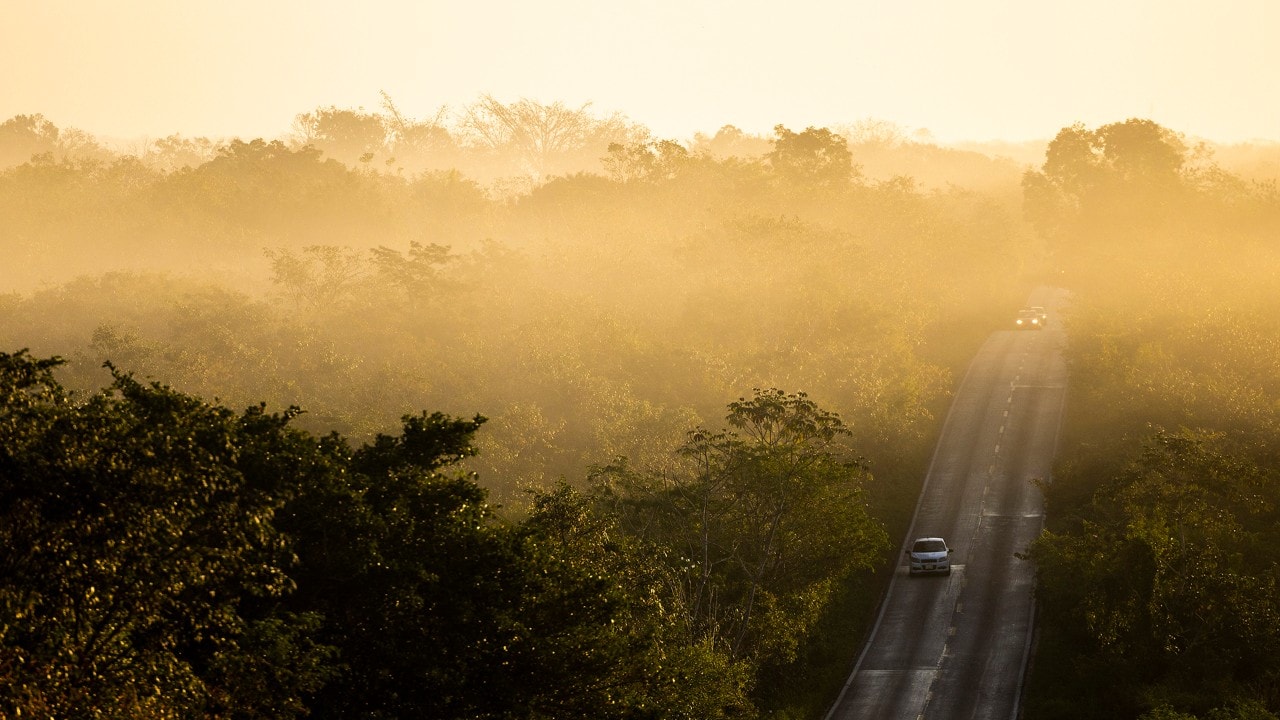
[3,0,1278,145]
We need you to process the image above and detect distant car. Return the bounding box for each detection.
[1030,306,1048,325]
[1014,307,1044,330]
[906,537,953,575]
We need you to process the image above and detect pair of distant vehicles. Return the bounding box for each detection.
[1014,306,1048,330]
[906,305,1051,576]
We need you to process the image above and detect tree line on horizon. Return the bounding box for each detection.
[0,94,1060,196]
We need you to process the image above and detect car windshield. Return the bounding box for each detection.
[912,539,946,553]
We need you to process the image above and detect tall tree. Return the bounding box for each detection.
[1022,118,1190,243]
[593,389,888,666]
[0,350,332,719]
[0,114,61,168]
[292,106,390,168]
[143,134,218,173]
[689,125,773,160]
[460,95,641,180]
[602,138,691,183]
[379,91,463,173]
[767,125,857,190]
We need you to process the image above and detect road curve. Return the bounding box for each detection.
[826,288,1069,720]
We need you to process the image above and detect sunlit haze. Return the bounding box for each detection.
[3,0,1278,144]
[4,1,1280,718]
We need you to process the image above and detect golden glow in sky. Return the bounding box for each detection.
[3,0,1278,144]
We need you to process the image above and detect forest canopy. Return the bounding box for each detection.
[2,103,1279,718]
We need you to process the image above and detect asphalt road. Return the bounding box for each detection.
[826,289,1069,720]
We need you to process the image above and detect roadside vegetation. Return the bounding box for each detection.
[1,104,1278,717]
[1021,120,1280,719]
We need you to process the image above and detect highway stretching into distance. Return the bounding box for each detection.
[826,288,1070,720]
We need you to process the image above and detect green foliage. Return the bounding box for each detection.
[1022,118,1192,247]
[520,482,757,719]
[1141,706,1201,720]
[2,103,1047,716]
[1206,701,1280,720]
[1032,430,1280,717]
[767,125,856,190]
[1138,700,1280,720]
[0,113,60,167]
[1024,118,1280,719]
[603,138,692,183]
[145,134,219,173]
[0,350,330,718]
[688,125,774,161]
[0,351,761,718]
[0,114,109,170]
[293,106,390,167]
[591,389,890,709]
[161,139,372,249]
[1,111,1030,498]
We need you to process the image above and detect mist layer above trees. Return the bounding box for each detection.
[0,101,1040,512]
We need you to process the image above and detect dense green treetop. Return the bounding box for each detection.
[0,350,761,718]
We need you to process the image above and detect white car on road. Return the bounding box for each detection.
[907,537,953,575]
